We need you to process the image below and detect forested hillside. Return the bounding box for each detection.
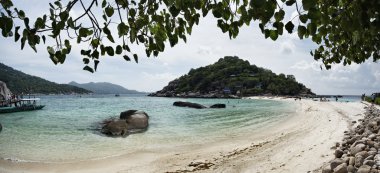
[0,63,91,94]
[150,56,314,97]
[68,81,143,94]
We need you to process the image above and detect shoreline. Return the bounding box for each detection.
[0,97,366,173]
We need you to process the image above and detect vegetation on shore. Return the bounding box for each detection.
[365,97,380,105]
[0,63,91,94]
[150,56,314,97]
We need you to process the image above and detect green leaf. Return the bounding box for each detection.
[42,35,46,43]
[274,10,285,21]
[83,58,90,64]
[302,0,316,10]
[117,22,129,37]
[123,55,131,61]
[59,11,69,21]
[102,0,107,8]
[123,44,130,52]
[297,25,307,39]
[107,34,115,43]
[299,14,308,23]
[169,6,180,17]
[14,26,20,41]
[18,10,25,19]
[285,21,294,33]
[94,60,99,71]
[115,45,122,54]
[47,46,55,55]
[79,28,89,37]
[269,30,278,40]
[133,54,138,63]
[129,8,136,17]
[105,6,114,17]
[106,46,114,56]
[250,0,266,8]
[83,66,94,73]
[285,0,296,6]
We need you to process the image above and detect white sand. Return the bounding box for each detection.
[0,98,366,173]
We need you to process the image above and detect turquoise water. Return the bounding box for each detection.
[0,95,295,162]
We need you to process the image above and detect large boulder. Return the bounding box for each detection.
[210,104,226,108]
[101,119,128,136]
[120,110,149,130]
[120,110,138,119]
[173,101,206,109]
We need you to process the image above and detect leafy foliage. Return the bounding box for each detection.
[155,56,314,96]
[0,0,378,71]
[0,63,91,94]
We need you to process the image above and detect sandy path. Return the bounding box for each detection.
[0,99,365,173]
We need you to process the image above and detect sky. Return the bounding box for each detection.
[0,1,379,95]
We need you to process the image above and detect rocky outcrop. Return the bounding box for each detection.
[0,81,12,100]
[210,104,226,108]
[101,110,149,137]
[173,101,207,109]
[101,119,128,136]
[120,110,149,131]
[322,105,380,173]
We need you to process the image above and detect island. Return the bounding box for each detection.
[149,56,315,98]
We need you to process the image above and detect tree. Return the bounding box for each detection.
[0,0,379,72]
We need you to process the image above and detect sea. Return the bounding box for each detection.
[0,94,360,163]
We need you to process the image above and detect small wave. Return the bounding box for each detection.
[2,157,38,163]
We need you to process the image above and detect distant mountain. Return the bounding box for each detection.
[150,56,315,98]
[68,81,144,94]
[0,63,91,94]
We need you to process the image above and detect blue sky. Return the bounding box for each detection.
[0,1,379,95]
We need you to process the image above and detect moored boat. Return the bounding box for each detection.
[0,98,45,114]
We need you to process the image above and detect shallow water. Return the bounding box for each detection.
[0,95,296,162]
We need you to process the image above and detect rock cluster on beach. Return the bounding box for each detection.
[173,101,226,109]
[323,105,380,173]
[101,110,149,137]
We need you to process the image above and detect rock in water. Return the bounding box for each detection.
[210,104,226,108]
[101,120,128,136]
[0,122,2,133]
[120,110,149,130]
[173,101,207,109]
[119,110,138,119]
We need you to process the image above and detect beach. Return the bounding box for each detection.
[0,98,365,173]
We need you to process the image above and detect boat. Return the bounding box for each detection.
[115,94,120,97]
[0,98,45,114]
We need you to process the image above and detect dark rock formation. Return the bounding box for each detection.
[120,110,149,130]
[101,110,149,137]
[120,110,138,119]
[322,105,380,173]
[173,101,207,109]
[101,119,128,136]
[0,122,2,133]
[210,104,226,108]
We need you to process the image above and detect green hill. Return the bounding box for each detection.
[0,63,91,94]
[149,56,314,97]
[68,81,144,94]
